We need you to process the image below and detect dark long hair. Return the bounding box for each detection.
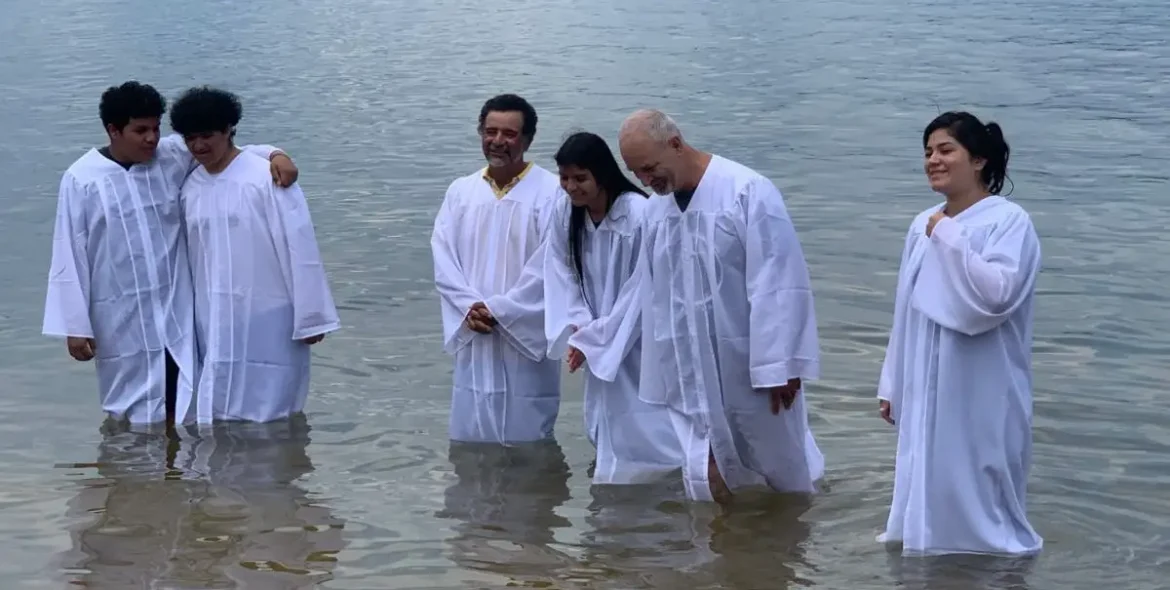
[923,111,1012,195]
[554,131,648,314]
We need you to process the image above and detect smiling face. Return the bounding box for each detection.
[619,134,684,195]
[182,129,233,168]
[107,116,161,163]
[479,110,530,168]
[924,128,985,196]
[558,164,602,208]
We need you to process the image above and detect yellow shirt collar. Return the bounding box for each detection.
[482,162,534,198]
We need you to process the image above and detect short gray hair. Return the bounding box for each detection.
[619,109,682,143]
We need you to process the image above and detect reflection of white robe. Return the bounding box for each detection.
[877,196,1044,556]
[182,151,340,425]
[430,165,561,444]
[63,418,344,587]
[437,441,574,584]
[611,155,824,502]
[42,136,278,425]
[542,192,684,484]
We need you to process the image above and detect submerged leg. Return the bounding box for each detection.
[164,349,179,438]
[708,448,733,504]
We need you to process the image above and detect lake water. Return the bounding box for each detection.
[2,0,1169,587]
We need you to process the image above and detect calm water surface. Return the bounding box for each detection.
[1,0,1169,588]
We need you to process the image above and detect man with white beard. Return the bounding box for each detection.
[613,108,824,503]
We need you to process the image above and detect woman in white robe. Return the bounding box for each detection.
[876,111,1044,556]
[171,86,340,425]
[542,131,684,485]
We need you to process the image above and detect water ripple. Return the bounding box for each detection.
[1,0,1168,587]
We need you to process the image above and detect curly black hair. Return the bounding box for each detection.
[169,86,243,137]
[99,81,166,131]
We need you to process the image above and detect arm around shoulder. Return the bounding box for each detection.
[241,142,297,187]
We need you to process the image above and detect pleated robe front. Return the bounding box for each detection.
[431,165,562,444]
[181,151,340,424]
[611,155,825,502]
[42,136,279,425]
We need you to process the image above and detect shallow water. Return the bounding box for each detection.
[1,0,1168,587]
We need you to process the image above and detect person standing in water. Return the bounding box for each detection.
[430,94,562,444]
[614,109,824,503]
[543,131,684,484]
[876,111,1044,556]
[42,80,298,431]
[172,86,340,425]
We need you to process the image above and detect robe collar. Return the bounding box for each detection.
[586,191,642,231]
[481,162,534,198]
[942,194,1007,222]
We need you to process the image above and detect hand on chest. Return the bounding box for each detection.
[909,219,995,291]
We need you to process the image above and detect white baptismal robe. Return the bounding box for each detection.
[877,195,1044,556]
[431,164,562,444]
[181,151,340,425]
[619,155,825,502]
[543,192,685,484]
[42,135,279,425]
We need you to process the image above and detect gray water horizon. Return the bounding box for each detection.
[2,0,1169,588]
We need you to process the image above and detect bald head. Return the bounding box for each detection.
[618,109,692,195]
[618,109,682,145]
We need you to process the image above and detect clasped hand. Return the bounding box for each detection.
[464,302,497,334]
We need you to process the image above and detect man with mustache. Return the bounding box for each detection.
[430,93,563,444]
[42,80,299,432]
[612,108,824,503]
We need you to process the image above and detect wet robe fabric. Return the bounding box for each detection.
[877,196,1044,556]
[181,151,340,425]
[42,136,279,425]
[613,155,825,502]
[431,164,562,444]
[543,192,685,484]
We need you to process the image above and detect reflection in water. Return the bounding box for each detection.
[578,484,814,589]
[887,551,1035,590]
[436,440,574,585]
[60,415,345,589]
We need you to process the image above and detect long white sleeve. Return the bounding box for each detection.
[265,183,341,340]
[912,212,1041,337]
[157,133,282,173]
[484,196,557,362]
[878,227,916,403]
[567,221,647,382]
[42,173,94,338]
[542,200,593,359]
[742,178,820,388]
[430,186,485,355]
